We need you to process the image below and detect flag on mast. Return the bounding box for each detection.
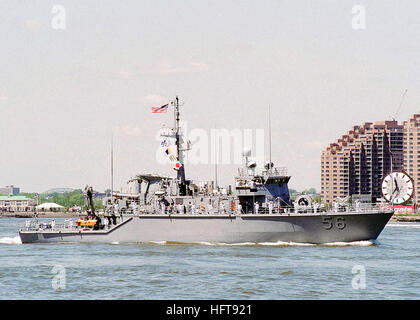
[161,139,182,169]
[151,104,169,113]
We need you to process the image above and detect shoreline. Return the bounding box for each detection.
[0,212,85,218]
[1,212,420,222]
[390,214,420,222]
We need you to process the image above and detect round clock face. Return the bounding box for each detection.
[381,172,414,204]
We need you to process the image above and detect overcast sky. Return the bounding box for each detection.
[1,0,420,193]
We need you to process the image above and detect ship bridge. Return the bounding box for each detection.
[234,165,291,211]
[235,166,290,189]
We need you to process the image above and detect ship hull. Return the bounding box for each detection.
[19,211,394,244]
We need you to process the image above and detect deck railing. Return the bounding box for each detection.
[19,203,392,231]
[236,167,288,178]
[20,220,76,232]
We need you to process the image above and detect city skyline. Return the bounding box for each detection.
[1,1,420,193]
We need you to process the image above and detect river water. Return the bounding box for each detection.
[1,218,419,300]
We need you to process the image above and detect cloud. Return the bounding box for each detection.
[157,60,189,75]
[116,61,210,79]
[114,125,143,137]
[117,70,135,79]
[25,20,41,30]
[302,140,325,151]
[157,60,210,75]
[189,62,210,72]
[138,94,168,107]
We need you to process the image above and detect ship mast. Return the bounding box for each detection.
[269,105,272,174]
[111,134,114,204]
[172,96,187,195]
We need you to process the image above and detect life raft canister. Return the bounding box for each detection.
[231,201,236,211]
[76,219,97,227]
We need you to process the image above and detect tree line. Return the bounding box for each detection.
[19,189,104,209]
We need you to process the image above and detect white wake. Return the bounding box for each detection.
[321,240,376,247]
[0,236,22,245]
[387,223,420,229]
[144,240,376,247]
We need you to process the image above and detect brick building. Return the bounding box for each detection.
[321,120,403,204]
[403,114,420,204]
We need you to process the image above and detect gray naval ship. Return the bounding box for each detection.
[19,97,394,244]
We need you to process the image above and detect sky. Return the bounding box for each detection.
[1,0,420,193]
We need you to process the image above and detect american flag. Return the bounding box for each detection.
[151,104,169,113]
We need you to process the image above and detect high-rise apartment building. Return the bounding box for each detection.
[0,185,20,196]
[403,114,420,204]
[321,121,403,204]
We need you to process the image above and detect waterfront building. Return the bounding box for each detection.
[321,120,403,204]
[403,114,420,204]
[0,195,36,212]
[0,185,20,196]
[36,202,65,212]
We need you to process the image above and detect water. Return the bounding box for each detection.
[1,218,420,300]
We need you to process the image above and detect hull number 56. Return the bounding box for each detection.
[322,216,346,230]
